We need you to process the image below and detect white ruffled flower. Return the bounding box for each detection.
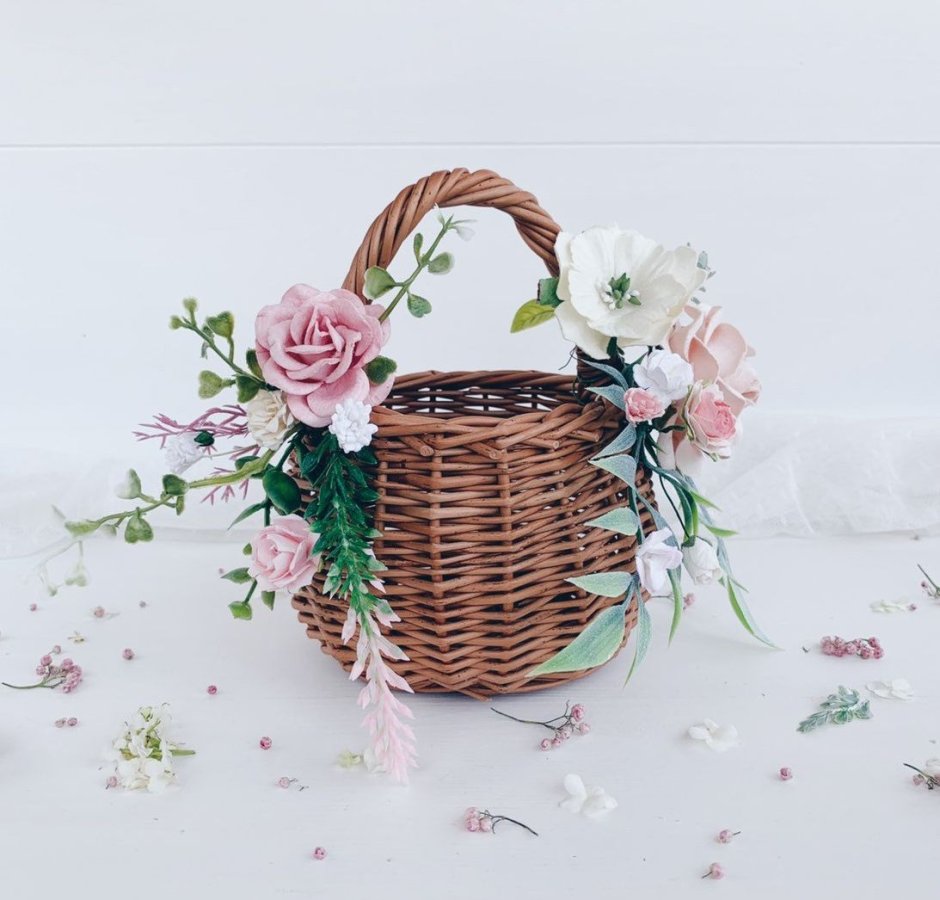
[866,678,914,701]
[682,538,722,585]
[688,719,739,752]
[635,528,683,595]
[244,389,295,450]
[108,703,191,792]
[554,225,706,358]
[632,348,694,404]
[163,433,204,475]
[328,399,378,453]
[559,774,618,818]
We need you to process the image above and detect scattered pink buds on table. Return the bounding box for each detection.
[259,736,272,750]
[820,635,883,659]
[703,863,725,880]
[464,807,538,836]
[206,684,218,695]
[312,847,327,860]
[717,829,740,844]
[779,767,793,781]
[122,648,135,660]
[491,702,591,750]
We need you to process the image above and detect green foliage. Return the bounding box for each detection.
[124,512,154,544]
[427,252,454,274]
[198,370,232,399]
[65,519,101,538]
[236,374,261,403]
[182,297,198,315]
[221,567,252,584]
[161,474,188,496]
[229,501,268,529]
[205,312,234,339]
[364,355,398,385]
[245,348,263,379]
[567,571,634,598]
[537,276,562,308]
[115,469,142,500]
[527,601,628,677]
[798,686,872,733]
[262,469,301,515]
[261,590,276,610]
[624,583,651,683]
[406,294,432,317]
[363,266,397,300]
[590,453,637,485]
[228,600,253,620]
[169,315,184,330]
[412,232,424,262]
[510,299,556,333]
[585,508,639,535]
[194,430,215,447]
[586,384,627,411]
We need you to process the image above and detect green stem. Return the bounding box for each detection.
[918,564,939,592]
[378,223,450,322]
[181,319,258,382]
[188,450,274,489]
[2,680,53,690]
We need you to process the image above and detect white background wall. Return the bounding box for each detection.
[1,0,938,540]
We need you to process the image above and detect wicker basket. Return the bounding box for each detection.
[292,168,656,699]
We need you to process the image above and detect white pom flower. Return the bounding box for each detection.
[163,433,204,475]
[244,389,295,450]
[632,348,694,404]
[329,399,378,453]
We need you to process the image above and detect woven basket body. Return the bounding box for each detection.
[291,169,656,698]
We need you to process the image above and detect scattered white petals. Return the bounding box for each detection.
[559,774,618,818]
[688,719,739,752]
[866,678,914,701]
[870,599,916,614]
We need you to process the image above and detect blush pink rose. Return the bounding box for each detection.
[248,514,320,593]
[684,383,737,458]
[623,387,666,424]
[255,285,392,427]
[669,303,760,417]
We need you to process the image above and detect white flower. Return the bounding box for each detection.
[108,703,190,791]
[554,225,706,358]
[870,599,916,614]
[244,389,295,450]
[688,718,739,752]
[682,538,722,585]
[559,774,618,818]
[632,349,694,404]
[163,433,204,475]
[635,528,683,595]
[925,759,940,779]
[866,678,914,701]
[328,399,378,453]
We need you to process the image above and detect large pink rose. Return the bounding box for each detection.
[248,514,320,593]
[255,285,392,427]
[669,304,760,416]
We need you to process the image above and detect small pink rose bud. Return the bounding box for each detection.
[704,863,725,880]
[67,717,78,727]
[61,658,74,670]
[106,775,119,789]
[577,722,591,735]
[683,592,696,609]
[551,736,563,748]
[122,648,135,660]
[277,777,291,789]
[478,817,493,833]
[29,603,37,612]
[54,718,66,728]
[779,767,793,781]
[259,736,272,750]
[539,738,552,751]
[623,387,666,425]
[570,704,585,722]
[465,817,480,832]
[464,807,479,819]
[40,654,52,667]
[51,645,61,654]
[312,847,327,860]
[717,829,740,844]
[559,725,573,740]
[93,606,105,618]
[207,684,218,695]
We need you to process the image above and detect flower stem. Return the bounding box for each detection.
[490,707,557,731]
[378,221,450,322]
[2,680,51,690]
[487,813,538,837]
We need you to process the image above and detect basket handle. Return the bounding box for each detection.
[342,168,561,297]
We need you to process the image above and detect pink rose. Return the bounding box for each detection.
[248,514,320,593]
[623,387,666,424]
[255,285,392,427]
[669,304,760,417]
[684,383,737,457]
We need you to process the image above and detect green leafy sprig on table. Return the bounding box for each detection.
[797,686,872,733]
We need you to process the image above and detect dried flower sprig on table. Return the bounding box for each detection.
[2,655,83,692]
[919,565,939,601]
[798,686,872,733]
[905,760,940,789]
[490,701,590,750]
[464,807,538,836]
[820,635,884,659]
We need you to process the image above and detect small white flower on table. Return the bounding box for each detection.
[559,774,618,818]
[329,399,378,453]
[866,678,914,701]
[688,719,739,752]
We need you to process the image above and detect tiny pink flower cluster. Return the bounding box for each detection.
[820,635,883,660]
[54,717,79,728]
[34,655,83,692]
[464,807,494,833]
[540,703,591,750]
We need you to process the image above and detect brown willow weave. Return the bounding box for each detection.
[291,168,655,698]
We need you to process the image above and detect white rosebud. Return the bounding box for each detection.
[163,433,205,475]
[682,538,722,585]
[244,389,295,450]
[633,349,694,404]
[328,399,378,453]
[634,528,683,596]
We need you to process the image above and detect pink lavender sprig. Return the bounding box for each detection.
[820,635,883,660]
[464,807,538,836]
[491,702,591,750]
[3,655,83,692]
[134,406,249,449]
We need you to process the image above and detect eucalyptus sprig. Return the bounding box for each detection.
[362,211,470,323]
[798,686,872,733]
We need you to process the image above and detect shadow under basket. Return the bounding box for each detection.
[292,370,655,700]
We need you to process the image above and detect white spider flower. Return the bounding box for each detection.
[559,773,618,818]
[329,399,378,453]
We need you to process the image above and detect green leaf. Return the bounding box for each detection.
[510,299,556,333]
[221,567,252,584]
[855,700,872,720]
[115,469,142,500]
[161,474,188,496]
[667,567,684,643]
[262,469,301,514]
[625,585,652,683]
[427,252,454,274]
[724,577,778,649]
[585,508,639,536]
[567,571,634,598]
[228,600,253,621]
[407,294,432,317]
[537,277,562,308]
[205,311,234,339]
[124,512,154,544]
[64,519,101,538]
[182,297,198,315]
[590,454,637,485]
[192,430,214,447]
[412,232,424,263]
[704,522,737,539]
[364,355,398,385]
[594,424,636,458]
[198,370,233,399]
[261,590,276,610]
[229,501,267,529]
[245,348,263,379]
[581,358,628,389]
[363,266,397,300]
[236,375,261,404]
[527,602,627,677]
[235,455,260,471]
[587,384,627,410]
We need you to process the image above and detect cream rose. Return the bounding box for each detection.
[244,389,295,450]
